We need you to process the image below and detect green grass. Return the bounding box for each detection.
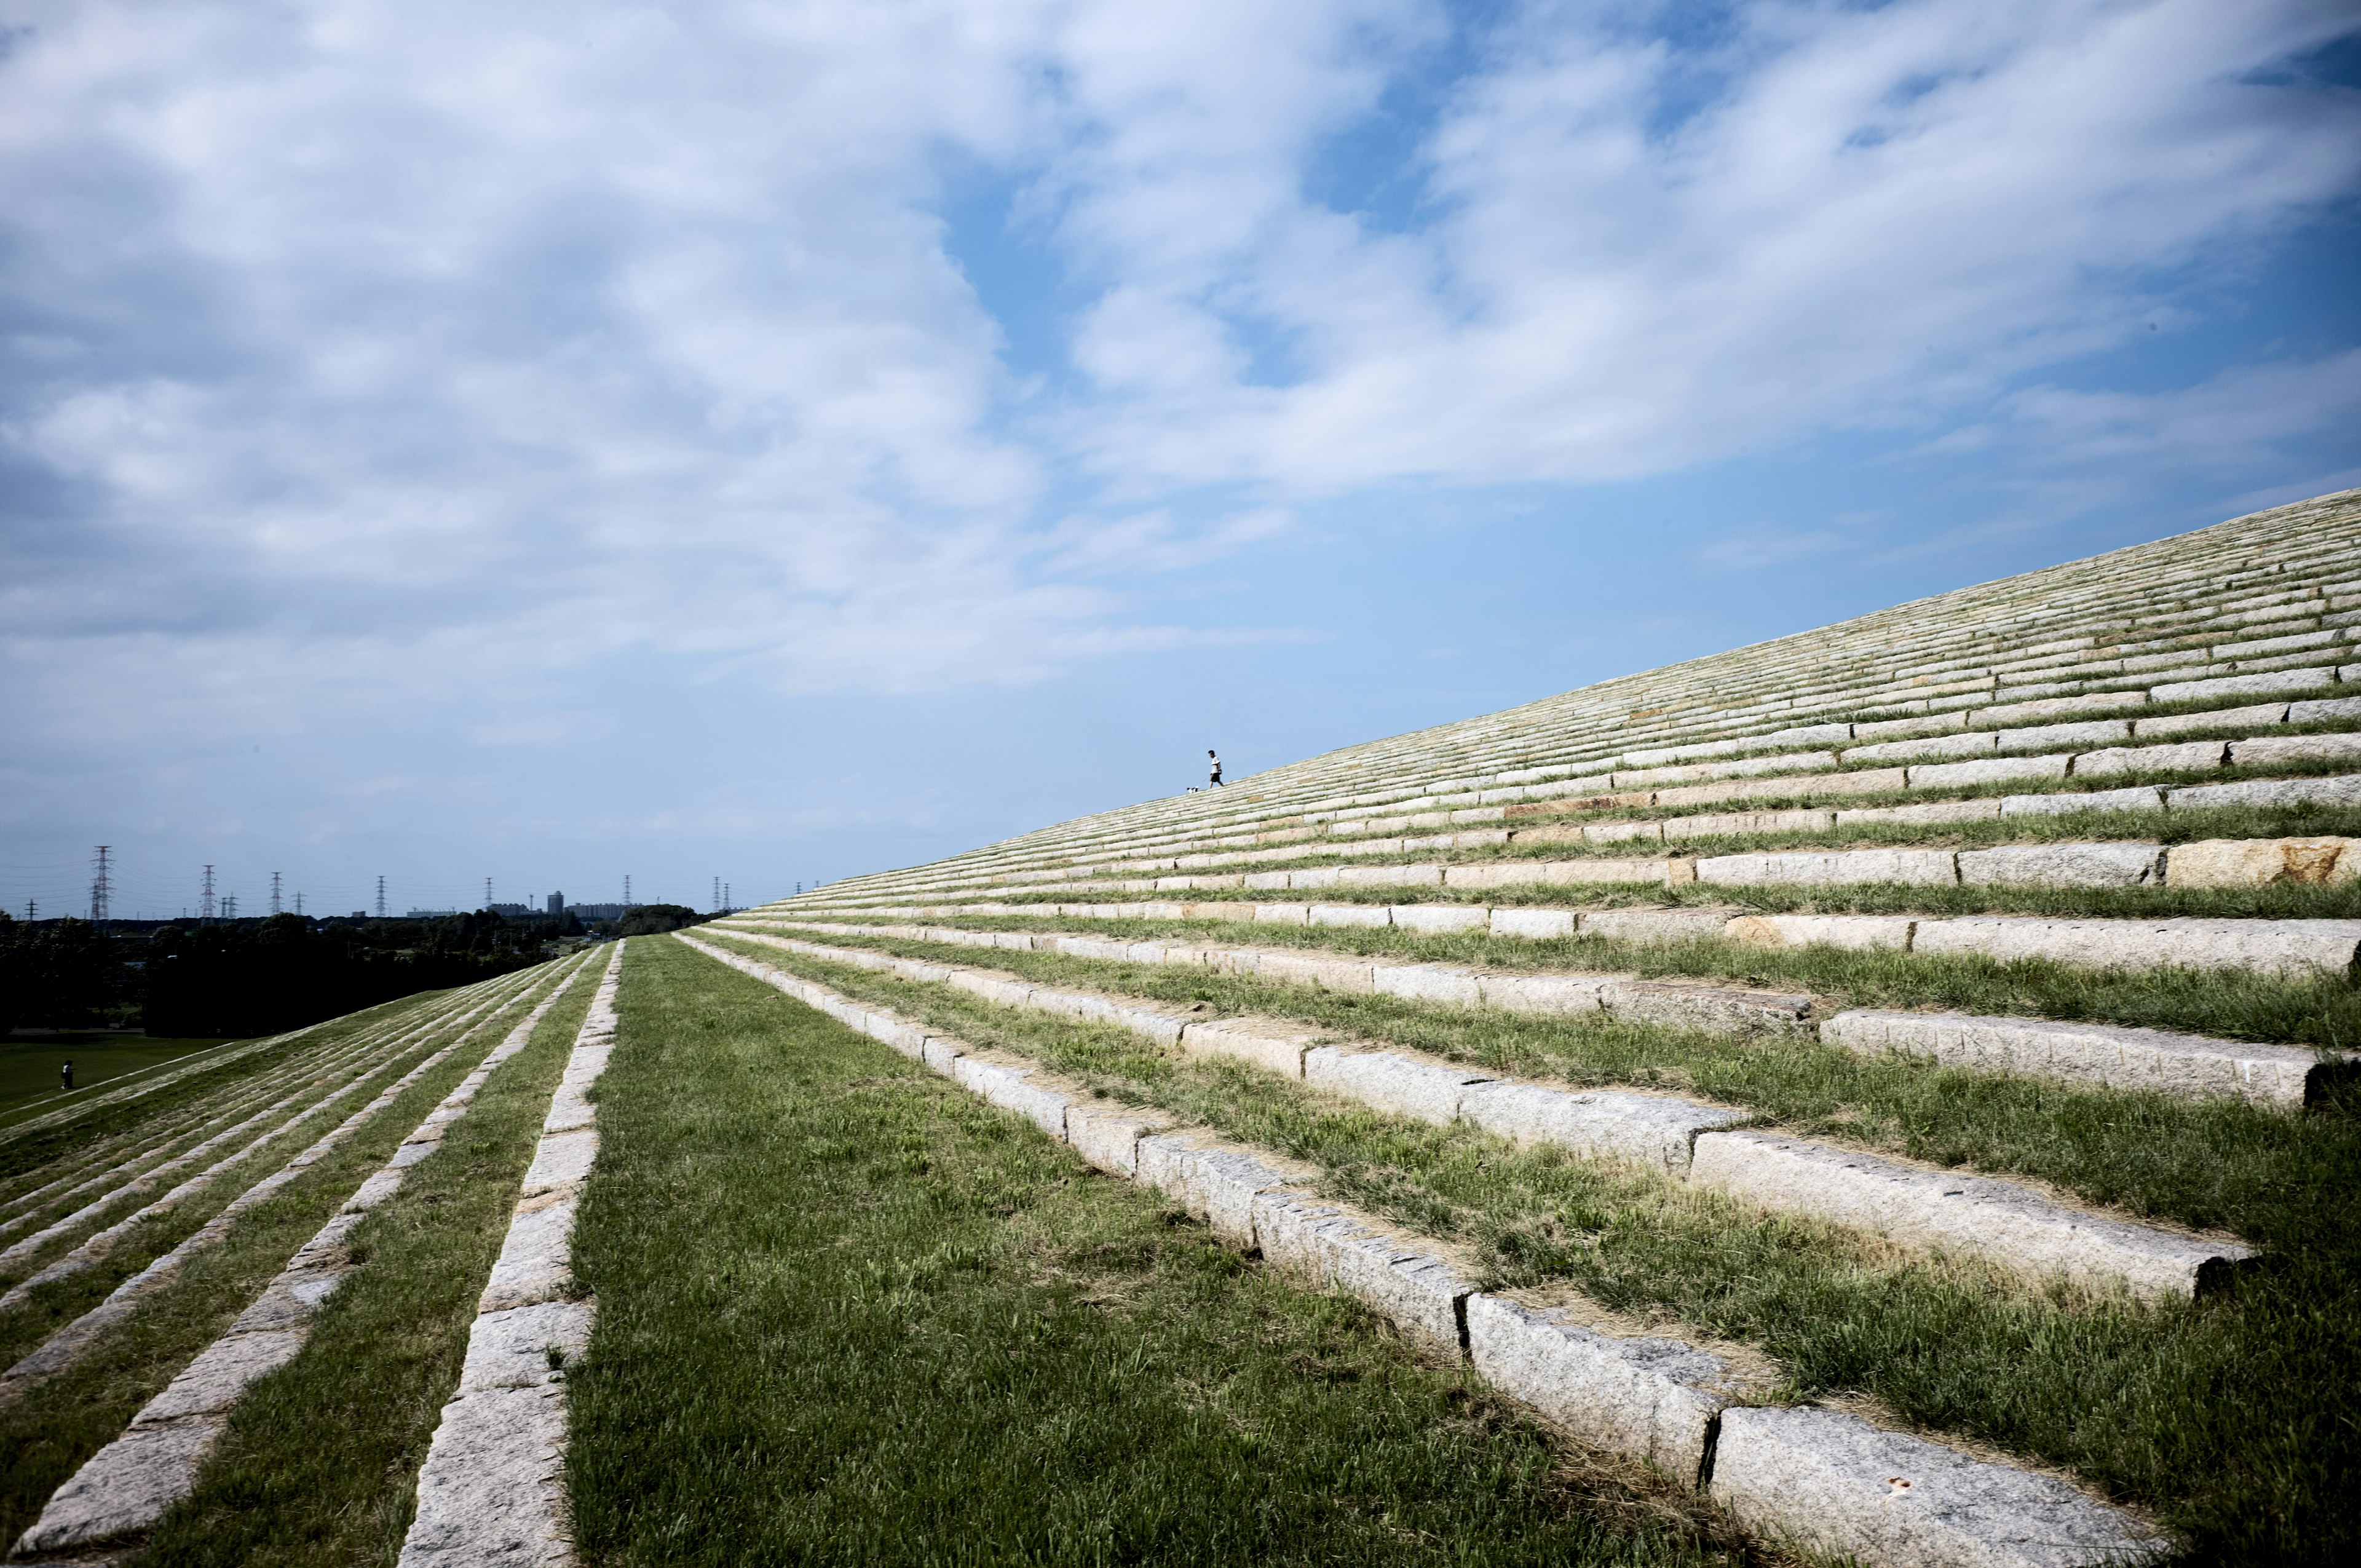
[703,935,2361,1566]
[0,1035,233,1120]
[748,910,2361,1050]
[0,970,568,1548]
[131,956,599,1567]
[567,936,1766,1567]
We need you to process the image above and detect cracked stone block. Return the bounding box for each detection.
[521,1128,598,1197]
[1584,820,1664,844]
[2166,836,2361,887]
[1391,904,1489,934]
[2287,696,2361,723]
[461,1301,595,1392]
[1957,843,2165,887]
[863,1016,928,1058]
[1302,1048,1490,1124]
[1998,786,2165,817]
[1064,1103,1171,1176]
[1458,1083,1742,1171]
[1697,849,1958,886]
[1911,915,2361,976]
[2071,740,2228,775]
[1252,1195,1471,1356]
[1710,1405,2164,1568]
[478,1194,579,1312]
[1134,1135,1315,1248]
[1602,981,1813,1037]
[1467,1295,1755,1484]
[1254,952,1377,992]
[136,1328,308,1422]
[1490,908,1576,939]
[1474,973,1608,1015]
[1308,903,1391,928]
[1910,754,2071,788]
[1580,909,1730,943]
[1723,914,1916,952]
[1177,1017,1321,1077]
[2132,702,2288,737]
[1690,1131,2247,1298]
[1664,809,1838,839]
[13,1417,222,1554]
[398,1384,572,1568]
[1372,964,1484,1006]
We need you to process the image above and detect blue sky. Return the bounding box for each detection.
[2,0,2357,920]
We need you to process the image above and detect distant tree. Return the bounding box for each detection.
[614,903,703,936]
[1,917,125,1030]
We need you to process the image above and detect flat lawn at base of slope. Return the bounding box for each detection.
[128,959,599,1568]
[0,1034,231,1120]
[569,936,1766,1568]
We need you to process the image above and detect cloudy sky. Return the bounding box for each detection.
[3,0,2357,919]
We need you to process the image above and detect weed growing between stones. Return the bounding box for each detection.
[126,967,598,1568]
[709,935,2361,1564]
[567,937,1771,1567]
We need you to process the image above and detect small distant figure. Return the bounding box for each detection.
[1208,750,1224,788]
[60,1061,73,1092]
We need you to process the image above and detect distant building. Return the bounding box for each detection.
[567,903,627,921]
[548,891,564,916]
[404,908,459,919]
[487,903,532,917]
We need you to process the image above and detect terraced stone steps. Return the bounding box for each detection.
[676,932,2166,1568]
[729,916,2346,1108]
[9,953,598,1559]
[700,929,2249,1299]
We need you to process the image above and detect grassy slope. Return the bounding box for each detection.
[0,967,569,1547]
[568,936,1767,1567]
[132,957,599,1567]
[702,933,2361,1566]
[0,1037,232,1120]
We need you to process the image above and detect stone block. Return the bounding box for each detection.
[1436,863,1536,890]
[1602,981,1812,1037]
[1490,908,1576,940]
[1689,1131,2245,1298]
[1255,951,1377,992]
[1910,915,2361,976]
[1818,1008,2340,1108]
[1303,1047,1490,1123]
[520,1128,598,1197]
[1998,786,2165,817]
[2133,701,2287,737]
[1710,1405,2163,1568]
[1177,1017,1321,1077]
[1251,1195,1472,1355]
[1391,904,1489,934]
[1696,849,1958,886]
[1909,754,2071,788]
[1663,809,1838,839]
[1723,914,1915,952]
[1286,868,1340,890]
[1999,719,2132,751]
[1134,1135,1314,1248]
[1242,871,1292,890]
[1251,903,1311,925]
[947,971,1034,1009]
[1308,903,1392,929]
[2287,696,2361,723]
[1541,858,1675,884]
[2169,773,2361,809]
[1457,1083,1743,1170]
[864,1016,929,1058]
[459,1301,596,1393]
[1111,1006,1187,1048]
[1579,909,1731,944]
[1466,1296,1755,1484]
[2231,732,2361,767]
[2166,836,2361,887]
[2152,667,2335,702]
[1337,864,1442,887]
[398,1384,572,1568]
[2071,739,2228,775]
[346,1169,408,1211]
[1846,731,1997,763]
[1853,713,1969,739]
[1063,1102,1171,1176]
[1373,963,1485,1006]
[1957,843,2165,887]
[14,1417,223,1554]
[478,1194,577,1313]
[135,1328,308,1422]
[952,1055,1070,1141]
[1474,973,1608,1015]
[1584,820,1663,843]
[921,1037,965,1074]
[1835,799,2004,827]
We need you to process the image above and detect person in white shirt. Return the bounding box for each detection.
[1208,750,1224,786]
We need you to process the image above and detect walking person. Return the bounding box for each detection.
[60,1060,73,1093]
[1208,750,1224,787]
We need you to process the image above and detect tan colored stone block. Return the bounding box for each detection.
[2165,837,2361,887]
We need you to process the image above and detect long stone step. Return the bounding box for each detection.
[704,930,2250,1300]
[675,933,2167,1568]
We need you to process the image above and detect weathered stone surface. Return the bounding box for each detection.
[1971,691,2148,726]
[134,1328,306,1422]
[1846,731,1998,763]
[2287,695,2361,723]
[2132,700,2288,737]
[1602,980,1812,1037]
[1063,1102,1171,1176]
[1957,843,2165,887]
[1584,820,1664,843]
[1911,915,2361,976]
[1254,951,1377,991]
[478,1194,579,1312]
[1998,786,2165,817]
[1252,1195,1471,1355]
[2153,667,2335,702]
[346,1168,408,1212]
[1338,864,1442,888]
[1998,719,2129,750]
[13,1417,221,1554]
[1250,902,1311,925]
[1820,1008,2339,1107]
[2231,731,2361,767]
[1466,1295,1754,1484]
[1696,849,1958,886]
[1690,1131,2245,1297]
[1855,712,1969,740]
[951,1055,1072,1140]
[1474,972,1608,1015]
[1723,914,1916,952]
[1306,903,1390,929]
[864,1015,929,1058]
[1457,1082,1742,1170]
[1835,799,2003,827]
[1440,862,1541,890]
[1110,1005,1187,1048]
[1490,907,1576,939]
[1372,963,1484,1006]
[920,1036,965,1074]
[2170,772,2361,809]
[1302,1048,1490,1124]
[1177,1017,1320,1077]
[461,1301,596,1392]
[1910,754,2071,788]
[1134,1135,1313,1248]
[1710,1404,2164,1568]
[521,1128,598,1197]
[398,1384,572,1568]
[1391,903,1489,934]
[1668,809,1839,839]
[2167,836,2361,887]
[2066,738,2221,775]
[1580,909,1731,943]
